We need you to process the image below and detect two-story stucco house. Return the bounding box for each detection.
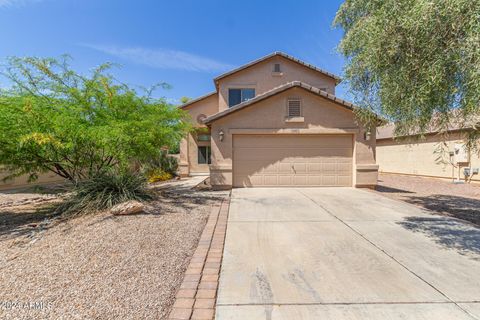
[179,52,378,189]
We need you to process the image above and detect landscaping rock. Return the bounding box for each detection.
[110,200,145,215]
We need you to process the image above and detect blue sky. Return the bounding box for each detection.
[0,0,348,104]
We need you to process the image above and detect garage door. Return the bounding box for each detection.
[233,134,353,187]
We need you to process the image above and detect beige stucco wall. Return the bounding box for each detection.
[216,56,337,111]
[179,94,218,176]
[179,130,212,176]
[209,87,377,188]
[0,169,65,191]
[377,132,480,182]
[182,93,219,123]
[180,56,340,177]
[188,130,211,174]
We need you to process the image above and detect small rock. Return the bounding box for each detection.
[110,201,145,215]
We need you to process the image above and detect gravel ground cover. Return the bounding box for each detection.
[0,187,60,209]
[0,182,227,320]
[375,173,480,226]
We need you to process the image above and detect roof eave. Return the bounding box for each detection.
[178,91,217,109]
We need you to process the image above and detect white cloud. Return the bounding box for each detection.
[0,0,41,7]
[80,44,235,73]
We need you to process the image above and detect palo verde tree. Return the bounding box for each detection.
[334,0,480,147]
[0,56,191,184]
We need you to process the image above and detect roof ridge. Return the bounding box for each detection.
[213,52,341,85]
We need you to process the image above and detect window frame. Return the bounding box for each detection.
[197,134,211,142]
[228,88,255,107]
[197,146,211,165]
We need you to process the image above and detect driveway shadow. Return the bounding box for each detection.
[399,216,480,259]
[375,185,415,194]
[403,194,480,226]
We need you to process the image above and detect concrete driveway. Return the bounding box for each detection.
[216,188,480,320]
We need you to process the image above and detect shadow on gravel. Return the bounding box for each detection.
[156,189,226,213]
[375,185,415,194]
[0,205,59,240]
[403,194,480,227]
[399,216,480,259]
[88,189,228,228]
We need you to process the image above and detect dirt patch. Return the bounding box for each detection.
[0,187,227,320]
[375,173,480,227]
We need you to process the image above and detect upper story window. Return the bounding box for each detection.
[273,63,281,72]
[228,88,255,107]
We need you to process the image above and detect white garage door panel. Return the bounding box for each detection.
[233,134,353,187]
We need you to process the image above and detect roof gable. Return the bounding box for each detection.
[204,81,355,124]
[213,52,341,87]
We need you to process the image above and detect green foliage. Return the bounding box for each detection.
[168,143,180,154]
[143,149,178,183]
[334,0,480,142]
[0,56,191,183]
[56,169,152,216]
[179,96,192,104]
[146,168,173,183]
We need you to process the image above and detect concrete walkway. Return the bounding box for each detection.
[151,175,208,192]
[216,188,480,320]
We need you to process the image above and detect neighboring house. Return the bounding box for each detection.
[179,52,378,189]
[377,123,480,183]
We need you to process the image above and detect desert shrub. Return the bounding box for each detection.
[143,150,179,178]
[56,170,153,216]
[160,154,179,176]
[0,56,191,184]
[146,168,172,183]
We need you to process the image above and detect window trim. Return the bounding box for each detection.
[197,134,211,142]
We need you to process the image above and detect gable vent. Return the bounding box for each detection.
[287,99,302,117]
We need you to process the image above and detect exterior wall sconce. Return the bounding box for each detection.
[364,130,371,141]
[218,129,225,142]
